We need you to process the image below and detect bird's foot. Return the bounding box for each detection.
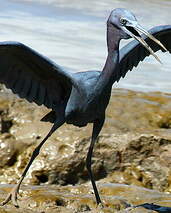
[97,203,104,211]
[97,202,104,209]
[95,202,104,213]
[0,185,19,208]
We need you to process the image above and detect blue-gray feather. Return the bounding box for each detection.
[0,42,74,109]
[118,25,171,82]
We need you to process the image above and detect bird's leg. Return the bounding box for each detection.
[0,120,64,208]
[86,117,105,206]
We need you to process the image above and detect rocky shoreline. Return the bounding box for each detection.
[0,88,171,212]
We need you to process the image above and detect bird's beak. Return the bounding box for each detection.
[122,21,167,63]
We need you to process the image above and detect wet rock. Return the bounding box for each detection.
[99,133,171,191]
[0,134,16,168]
[12,132,171,193]
[0,88,171,211]
[106,89,171,133]
[0,183,171,212]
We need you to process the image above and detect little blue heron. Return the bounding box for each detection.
[0,8,171,207]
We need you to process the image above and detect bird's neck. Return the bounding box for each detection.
[95,24,120,92]
[102,23,121,84]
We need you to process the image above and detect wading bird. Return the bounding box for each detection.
[0,8,171,207]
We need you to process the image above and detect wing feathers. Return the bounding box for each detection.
[118,25,171,83]
[27,79,39,102]
[20,76,32,99]
[40,85,46,105]
[13,70,25,94]
[0,42,73,109]
[36,84,46,106]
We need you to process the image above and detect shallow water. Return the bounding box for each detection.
[0,0,171,92]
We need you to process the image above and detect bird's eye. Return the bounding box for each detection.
[120,18,127,26]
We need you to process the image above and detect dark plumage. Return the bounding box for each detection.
[0,8,171,207]
[119,25,171,80]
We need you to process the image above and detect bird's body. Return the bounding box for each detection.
[65,70,111,127]
[0,8,171,208]
[65,71,99,125]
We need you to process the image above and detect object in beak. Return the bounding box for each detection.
[123,23,167,63]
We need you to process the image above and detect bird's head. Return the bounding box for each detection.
[108,8,167,63]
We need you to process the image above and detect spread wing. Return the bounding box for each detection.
[117,25,171,82]
[0,41,75,109]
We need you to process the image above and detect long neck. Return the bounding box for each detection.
[94,23,120,94]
